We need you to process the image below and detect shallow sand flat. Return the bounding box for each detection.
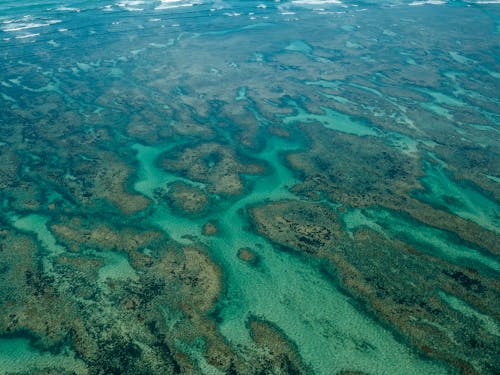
[0,1,498,373]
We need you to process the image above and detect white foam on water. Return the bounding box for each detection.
[15,33,39,39]
[4,23,48,32]
[292,0,344,5]
[465,0,500,3]
[2,19,61,32]
[117,0,145,11]
[409,0,446,5]
[155,0,197,10]
[55,6,81,12]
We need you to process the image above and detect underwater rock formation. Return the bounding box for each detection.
[160,142,265,196]
[164,181,210,217]
[0,1,498,374]
[249,199,500,374]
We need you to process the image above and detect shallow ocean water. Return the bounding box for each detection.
[0,0,499,374]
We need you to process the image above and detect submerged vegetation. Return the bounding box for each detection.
[0,0,498,374]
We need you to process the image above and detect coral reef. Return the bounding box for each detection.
[0,2,498,374]
[164,181,210,217]
[202,221,218,237]
[237,248,258,264]
[249,200,500,374]
[160,142,265,196]
[248,317,313,375]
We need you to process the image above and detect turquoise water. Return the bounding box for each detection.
[0,0,499,374]
[0,337,86,375]
[415,158,500,234]
[134,135,450,373]
[343,208,500,275]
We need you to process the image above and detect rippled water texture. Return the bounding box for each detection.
[0,0,499,374]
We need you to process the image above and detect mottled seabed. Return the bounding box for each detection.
[0,0,499,374]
